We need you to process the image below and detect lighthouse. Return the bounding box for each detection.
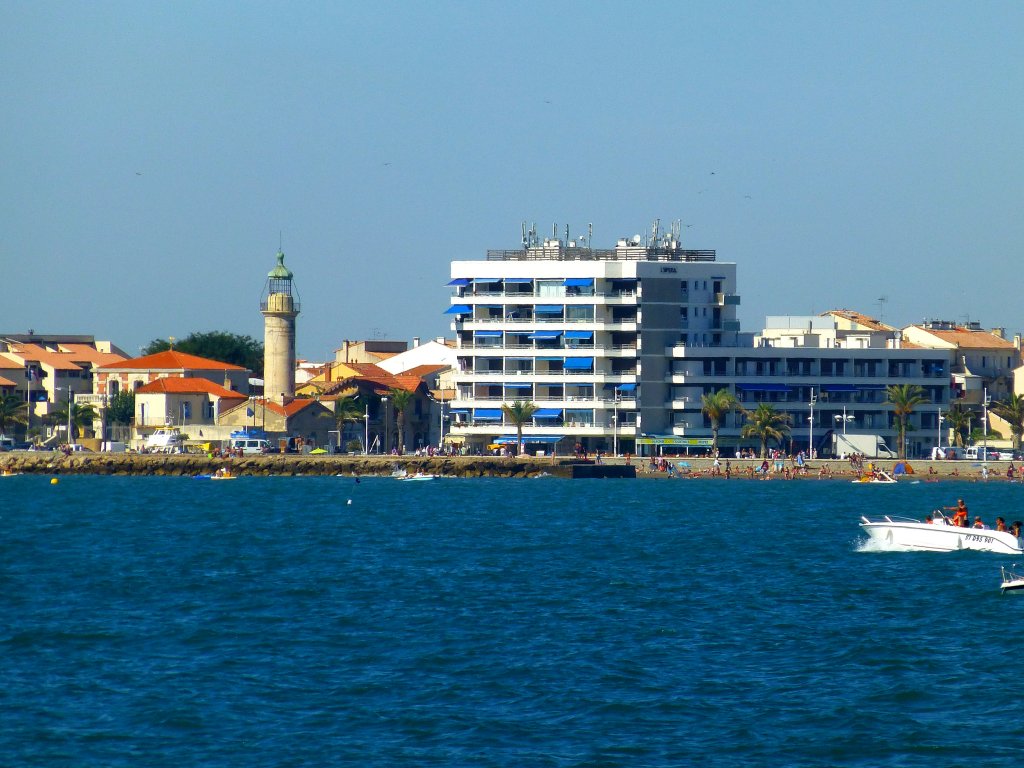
[260,250,300,403]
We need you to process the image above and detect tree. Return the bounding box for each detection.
[387,388,416,454]
[0,393,27,437]
[51,401,99,441]
[143,331,264,377]
[334,395,364,451]
[501,400,539,455]
[739,403,792,458]
[992,393,1024,451]
[701,388,738,457]
[885,384,928,459]
[944,402,971,448]
[106,391,135,426]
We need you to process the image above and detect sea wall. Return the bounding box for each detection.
[0,453,566,478]
[0,453,1006,480]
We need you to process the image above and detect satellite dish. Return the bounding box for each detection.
[631,234,641,245]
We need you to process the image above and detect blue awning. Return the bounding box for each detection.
[563,278,594,287]
[475,331,503,338]
[528,330,563,340]
[858,384,888,390]
[449,409,469,415]
[738,383,791,392]
[504,382,533,389]
[537,357,563,362]
[535,305,564,313]
[495,435,566,444]
[473,409,503,420]
[473,277,501,283]
[564,331,593,340]
[616,383,637,392]
[445,304,472,315]
[564,357,594,370]
[446,278,471,286]
[503,277,533,284]
[534,408,563,418]
[821,384,858,392]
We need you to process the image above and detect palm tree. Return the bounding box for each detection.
[51,400,98,441]
[992,393,1024,451]
[501,400,539,455]
[334,394,364,451]
[885,384,928,459]
[0,393,28,437]
[740,403,792,458]
[387,388,416,454]
[944,402,971,448]
[701,388,738,457]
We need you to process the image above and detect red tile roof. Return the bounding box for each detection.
[3,343,83,371]
[57,343,127,366]
[0,355,23,370]
[910,326,1017,349]
[0,375,16,387]
[331,362,422,393]
[102,350,247,371]
[135,377,246,398]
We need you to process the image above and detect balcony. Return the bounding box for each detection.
[715,292,741,306]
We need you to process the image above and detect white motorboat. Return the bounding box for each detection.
[860,513,1024,554]
[1000,565,1024,593]
[396,472,437,481]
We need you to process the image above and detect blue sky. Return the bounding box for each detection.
[2,1,1021,359]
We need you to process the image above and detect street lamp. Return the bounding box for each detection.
[56,386,73,446]
[807,387,816,459]
[363,404,370,455]
[381,396,389,454]
[983,387,990,466]
[937,406,945,450]
[612,392,620,457]
[438,391,446,449]
[834,406,853,435]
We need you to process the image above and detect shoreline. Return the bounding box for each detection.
[0,452,1013,480]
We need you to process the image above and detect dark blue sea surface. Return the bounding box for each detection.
[3,474,1024,766]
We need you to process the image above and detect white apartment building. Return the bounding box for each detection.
[667,315,955,458]
[446,227,741,454]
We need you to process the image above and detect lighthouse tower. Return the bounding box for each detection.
[260,250,300,403]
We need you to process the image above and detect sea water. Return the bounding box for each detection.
[2,475,1024,766]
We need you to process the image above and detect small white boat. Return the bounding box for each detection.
[852,470,898,484]
[397,472,437,481]
[860,513,1024,554]
[1000,565,1024,593]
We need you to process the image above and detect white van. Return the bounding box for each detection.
[966,446,1003,461]
[230,437,270,455]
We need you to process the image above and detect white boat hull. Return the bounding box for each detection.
[860,516,1023,554]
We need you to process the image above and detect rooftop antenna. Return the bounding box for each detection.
[564,223,570,246]
[588,223,593,249]
[521,221,528,248]
[279,230,283,251]
[552,222,558,241]
[651,218,660,247]
[876,295,888,323]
